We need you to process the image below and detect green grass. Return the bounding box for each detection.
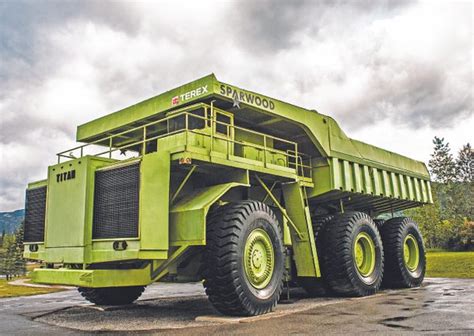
[426,251,474,278]
[0,253,470,297]
[0,279,65,298]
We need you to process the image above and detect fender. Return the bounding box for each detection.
[169,181,249,246]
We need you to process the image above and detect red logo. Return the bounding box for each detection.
[171,96,179,105]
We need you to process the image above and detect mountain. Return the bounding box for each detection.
[0,209,25,234]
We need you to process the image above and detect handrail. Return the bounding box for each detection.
[56,103,313,180]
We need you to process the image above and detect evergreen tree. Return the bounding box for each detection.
[0,229,5,247]
[456,143,473,183]
[13,223,26,277]
[0,225,26,279]
[429,137,456,183]
[408,137,473,250]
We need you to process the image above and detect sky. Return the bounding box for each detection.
[0,0,472,211]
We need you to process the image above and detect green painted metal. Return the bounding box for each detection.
[139,151,170,252]
[74,74,431,207]
[25,74,433,289]
[44,156,113,263]
[32,266,153,287]
[170,180,249,246]
[310,157,432,204]
[27,179,47,190]
[404,234,420,272]
[171,165,196,203]
[76,74,429,179]
[281,182,320,277]
[353,232,376,278]
[255,175,303,240]
[244,228,275,289]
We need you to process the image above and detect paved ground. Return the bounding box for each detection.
[0,278,472,335]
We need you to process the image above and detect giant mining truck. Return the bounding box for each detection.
[24,74,432,316]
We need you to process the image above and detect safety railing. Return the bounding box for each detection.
[57,103,312,180]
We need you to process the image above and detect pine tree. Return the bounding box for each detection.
[0,229,5,247]
[456,143,473,183]
[13,223,26,277]
[409,137,473,250]
[428,137,456,183]
[0,225,26,280]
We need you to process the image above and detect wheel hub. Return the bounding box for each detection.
[353,232,376,278]
[404,234,420,272]
[244,229,275,289]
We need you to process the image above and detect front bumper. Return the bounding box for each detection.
[31,267,153,288]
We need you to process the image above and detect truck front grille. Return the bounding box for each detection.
[92,163,140,239]
[24,186,47,242]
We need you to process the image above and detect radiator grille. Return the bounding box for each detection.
[92,163,140,239]
[24,186,47,242]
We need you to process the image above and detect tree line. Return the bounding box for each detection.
[0,225,26,280]
[405,137,473,251]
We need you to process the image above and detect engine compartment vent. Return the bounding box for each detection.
[92,163,140,239]
[24,186,47,242]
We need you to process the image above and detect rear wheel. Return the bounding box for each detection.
[380,217,426,288]
[298,215,333,297]
[78,286,145,305]
[319,212,384,296]
[203,200,284,316]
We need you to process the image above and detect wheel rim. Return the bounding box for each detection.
[353,232,376,278]
[244,228,275,289]
[403,234,420,272]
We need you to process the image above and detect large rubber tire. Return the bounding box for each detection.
[203,200,284,316]
[298,215,334,297]
[319,211,384,296]
[374,219,385,229]
[78,286,145,305]
[380,217,426,288]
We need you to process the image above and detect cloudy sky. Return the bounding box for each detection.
[0,0,472,211]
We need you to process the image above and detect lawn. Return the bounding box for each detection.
[0,252,471,298]
[426,251,474,278]
[0,279,65,298]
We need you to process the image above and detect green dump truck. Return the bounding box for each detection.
[23,74,432,316]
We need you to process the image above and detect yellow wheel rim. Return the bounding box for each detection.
[404,234,420,272]
[244,229,275,289]
[353,232,376,277]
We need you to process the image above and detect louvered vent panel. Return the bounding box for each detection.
[92,163,140,239]
[24,186,47,242]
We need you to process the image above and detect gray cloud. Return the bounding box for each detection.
[0,0,472,210]
[230,0,410,53]
[228,0,471,131]
[0,0,140,95]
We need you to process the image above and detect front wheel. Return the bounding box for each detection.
[380,217,426,288]
[203,201,284,316]
[78,286,145,305]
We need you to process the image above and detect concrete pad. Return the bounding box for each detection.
[4,278,471,335]
[33,288,371,332]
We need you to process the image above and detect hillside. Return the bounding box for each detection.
[0,209,24,234]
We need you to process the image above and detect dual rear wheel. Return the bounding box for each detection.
[300,212,426,297]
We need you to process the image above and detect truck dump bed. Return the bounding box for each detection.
[72,74,431,214]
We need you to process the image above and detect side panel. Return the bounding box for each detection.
[44,156,113,263]
[282,182,320,277]
[308,158,432,206]
[139,151,170,251]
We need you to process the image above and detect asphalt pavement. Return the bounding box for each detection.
[0,278,472,335]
